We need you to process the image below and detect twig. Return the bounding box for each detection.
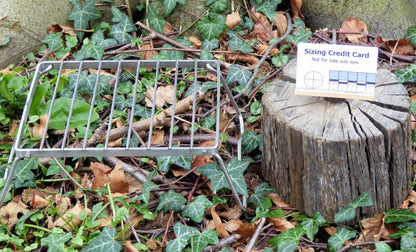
[374,0,394,45]
[338,240,396,252]
[163,211,175,244]
[187,175,201,203]
[201,234,242,251]
[125,215,141,244]
[52,157,83,189]
[245,217,266,252]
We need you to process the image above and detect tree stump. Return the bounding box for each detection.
[261,59,412,222]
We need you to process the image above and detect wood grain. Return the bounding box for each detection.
[261,60,412,222]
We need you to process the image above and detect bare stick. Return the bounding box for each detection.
[245,217,266,252]
[201,234,242,251]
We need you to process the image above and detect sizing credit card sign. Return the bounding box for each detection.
[295,43,379,100]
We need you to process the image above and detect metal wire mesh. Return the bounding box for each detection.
[1,60,244,208]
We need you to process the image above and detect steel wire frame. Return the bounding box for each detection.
[0,60,246,209]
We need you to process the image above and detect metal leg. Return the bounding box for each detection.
[0,157,21,206]
[214,154,246,210]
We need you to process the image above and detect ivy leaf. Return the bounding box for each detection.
[294,212,327,241]
[75,41,104,60]
[198,157,249,197]
[269,227,306,247]
[136,170,159,205]
[375,242,392,252]
[385,209,416,223]
[200,48,214,60]
[272,52,289,67]
[241,130,261,155]
[183,195,213,223]
[91,30,117,48]
[164,0,185,16]
[248,183,276,210]
[286,19,312,45]
[111,7,137,43]
[68,0,102,40]
[401,232,416,250]
[43,33,64,51]
[226,64,253,87]
[206,0,228,13]
[277,241,298,252]
[406,26,416,46]
[144,6,165,34]
[334,193,373,223]
[81,227,122,252]
[41,230,72,252]
[254,0,281,22]
[156,155,192,172]
[229,36,254,53]
[396,64,416,83]
[13,159,37,189]
[201,229,219,245]
[197,16,228,40]
[202,39,219,50]
[157,190,187,212]
[190,230,219,251]
[166,223,199,252]
[327,227,356,252]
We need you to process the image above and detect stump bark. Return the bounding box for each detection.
[261,60,412,222]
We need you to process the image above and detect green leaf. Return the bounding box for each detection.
[0,35,11,47]
[269,227,306,247]
[202,39,219,50]
[396,64,416,83]
[164,0,185,16]
[43,33,64,51]
[157,155,192,172]
[197,16,228,40]
[144,6,166,34]
[327,227,356,252]
[166,223,199,252]
[201,115,216,129]
[157,43,185,60]
[41,230,72,252]
[385,209,416,223]
[190,232,209,251]
[406,26,416,47]
[255,0,281,22]
[75,41,104,60]
[250,101,261,115]
[68,0,102,40]
[29,82,50,116]
[402,232,416,250]
[226,64,253,87]
[295,212,327,241]
[111,7,137,43]
[39,97,99,130]
[286,19,312,45]
[81,227,122,252]
[206,0,228,13]
[248,183,276,210]
[201,229,219,245]
[91,30,117,48]
[375,242,392,252]
[157,190,187,212]
[136,170,159,205]
[277,240,298,252]
[241,130,261,154]
[13,159,37,189]
[229,36,254,53]
[272,52,289,67]
[333,204,356,223]
[198,157,249,197]
[351,192,373,208]
[183,195,213,223]
[200,48,214,60]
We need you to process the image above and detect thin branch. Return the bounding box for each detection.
[201,234,242,251]
[245,217,266,252]
[338,240,396,252]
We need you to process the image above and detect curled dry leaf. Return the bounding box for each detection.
[339,17,368,44]
[324,226,337,236]
[274,12,288,37]
[266,193,291,208]
[31,194,49,209]
[139,42,157,60]
[54,202,91,231]
[268,217,295,232]
[47,24,77,36]
[208,205,229,238]
[109,161,129,194]
[233,221,257,242]
[33,114,49,138]
[218,204,243,220]
[385,39,415,55]
[224,219,243,233]
[124,241,140,252]
[253,23,274,41]
[0,201,30,230]
[357,213,394,242]
[290,0,304,19]
[145,85,176,108]
[226,12,241,30]
[257,44,279,56]
[226,53,260,65]
[250,10,270,25]
[150,130,165,145]
[189,36,202,48]
[91,162,111,189]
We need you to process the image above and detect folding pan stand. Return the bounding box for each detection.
[0,60,246,209]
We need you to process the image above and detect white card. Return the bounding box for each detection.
[295,43,379,100]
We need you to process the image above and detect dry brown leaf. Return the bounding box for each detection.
[290,0,304,19]
[145,86,176,108]
[55,195,71,216]
[268,217,295,232]
[171,166,192,177]
[233,221,257,242]
[266,193,291,208]
[324,226,337,236]
[33,114,49,138]
[402,190,416,208]
[139,42,157,60]
[226,53,260,65]
[253,23,274,41]
[226,12,241,30]
[91,162,111,189]
[191,140,216,169]
[47,24,77,36]
[257,44,279,56]
[224,219,243,233]
[151,130,165,145]
[189,36,202,48]
[54,202,92,231]
[357,213,394,242]
[385,39,415,55]
[109,161,129,193]
[31,194,49,209]
[274,12,288,37]
[219,204,243,220]
[208,205,229,238]
[163,21,175,35]
[8,119,18,137]
[108,137,123,147]
[0,201,30,230]
[250,10,270,25]
[339,17,368,44]
[124,241,139,252]
[146,239,165,250]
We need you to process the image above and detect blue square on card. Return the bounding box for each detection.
[357,72,366,83]
[339,71,348,81]
[329,70,338,81]
[348,72,357,82]
[366,73,376,84]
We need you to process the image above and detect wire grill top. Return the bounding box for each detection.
[14,60,226,158]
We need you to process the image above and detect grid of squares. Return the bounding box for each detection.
[329,70,376,93]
